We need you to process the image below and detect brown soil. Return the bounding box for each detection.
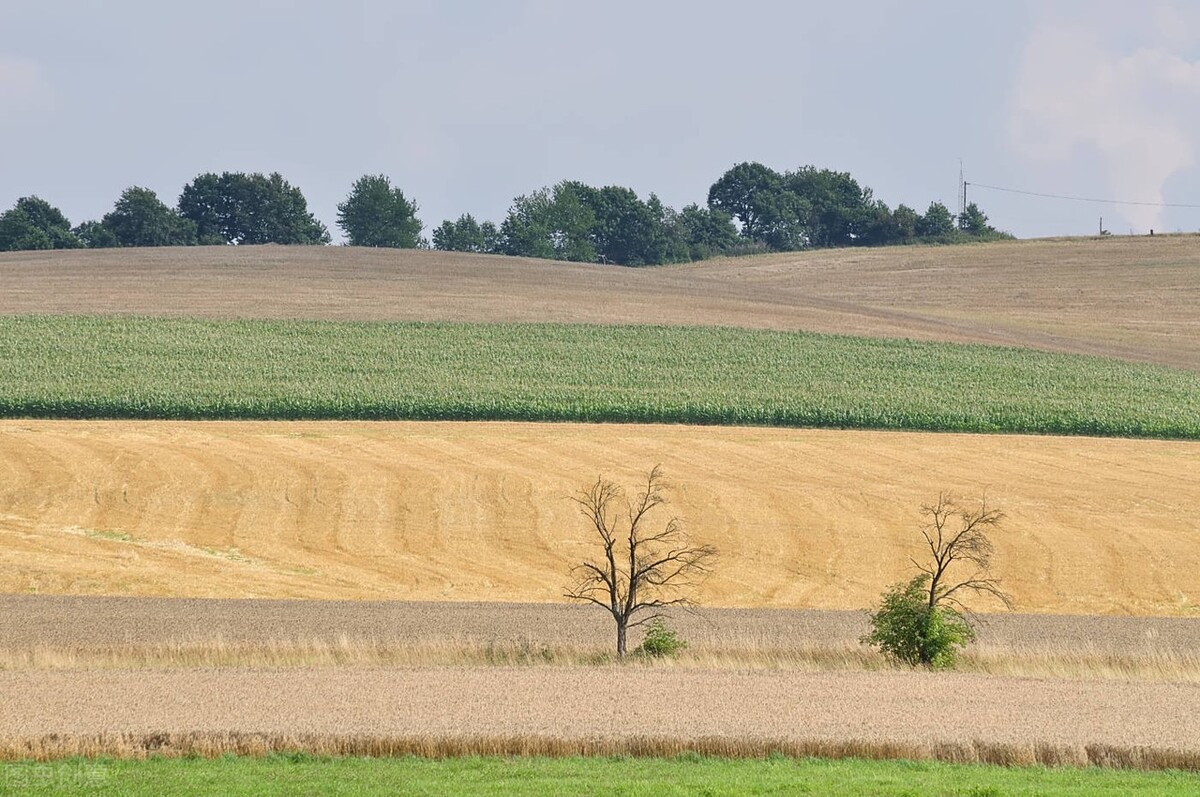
[2,237,1198,370]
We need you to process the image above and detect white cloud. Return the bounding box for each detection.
[1008,7,1200,232]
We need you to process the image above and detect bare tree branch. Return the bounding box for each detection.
[917,492,1011,612]
[564,465,716,658]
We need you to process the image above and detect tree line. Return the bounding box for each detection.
[0,164,1009,265]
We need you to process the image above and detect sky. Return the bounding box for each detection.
[3,0,1200,241]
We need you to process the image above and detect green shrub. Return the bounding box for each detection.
[862,575,975,669]
[636,618,687,658]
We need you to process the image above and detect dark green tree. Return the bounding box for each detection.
[336,174,423,248]
[786,167,872,248]
[0,197,80,250]
[72,220,120,249]
[547,181,598,262]
[500,188,555,259]
[102,187,197,247]
[0,207,52,251]
[958,202,992,235]
[179,172,330,245]
[431,213,501,253]
[580,184,664,266]
[707,162,786,242]
[860,201,920,246]
[677,203,739,260]
[500,182,597,262]
[890,203,919,243]
[645,195,693,265]
[175,172,228,243]
[916,201,957,239]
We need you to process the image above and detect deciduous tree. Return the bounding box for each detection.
[337,174,423,248]
[916,201,957,239]
[707,162,786,242]
[179,171,330,245]
[72,220,120,249]
[565,466,716,658]
[102,187,197,247]
[864,493,1012,668]
[958,202,994,236]
[432,213,499,253]
[0,196,80,250]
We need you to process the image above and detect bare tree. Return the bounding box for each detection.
[914,492,1013,613]
[565,465,716,658]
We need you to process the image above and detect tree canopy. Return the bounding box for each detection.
[179,172,330,245]
[706,162,1011,251]
[0,196,80,251]
[1,162,1009,259]
[431,213,501,254]
[102,187,197,247]
[336,174,423,248]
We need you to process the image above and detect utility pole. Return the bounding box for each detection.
[958,160,966,220]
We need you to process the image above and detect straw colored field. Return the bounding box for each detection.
[1,421,1196,615]
[2,667,1197,762]
[2,596,1195,681]
[1,236,1198,371]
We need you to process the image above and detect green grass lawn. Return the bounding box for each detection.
[2,316,1198,438]
[2,755,1197,797]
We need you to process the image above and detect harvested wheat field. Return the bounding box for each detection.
[2,667,1198,766]
[2,236,1199,370]
[1,420,1196,615]
[2,595,1195,681]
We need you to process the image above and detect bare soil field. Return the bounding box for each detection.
[1,420,1197,616]
[2,236,1198,370]
[2,666,1197,763]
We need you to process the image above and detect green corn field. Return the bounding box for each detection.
[1,316,1197,438]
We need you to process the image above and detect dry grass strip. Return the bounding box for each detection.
[3,596,1196,680]
[2,732,1198,771]
[2,639,1198,683]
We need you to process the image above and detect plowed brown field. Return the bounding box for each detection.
[2,236,1199,369]
[2,420,1196,615]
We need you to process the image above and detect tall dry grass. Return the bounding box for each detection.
[2,636,1197,682]
[2,731,1197,771]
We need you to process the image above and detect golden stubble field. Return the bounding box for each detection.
[2,236,1199,370]
[1,420,1196,616]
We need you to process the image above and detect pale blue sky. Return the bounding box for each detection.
[3,1,1200,240]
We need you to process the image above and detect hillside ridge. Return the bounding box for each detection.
[3,236,1198,370]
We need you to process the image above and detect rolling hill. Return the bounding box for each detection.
[2,236,1199,370]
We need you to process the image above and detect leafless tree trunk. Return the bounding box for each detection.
[565,465,716,658]
[915,493,1013,612]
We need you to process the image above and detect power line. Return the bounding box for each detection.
[968,182,1200,209]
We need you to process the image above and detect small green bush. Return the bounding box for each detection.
[636,618,687,658]
[862,575,975,669]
